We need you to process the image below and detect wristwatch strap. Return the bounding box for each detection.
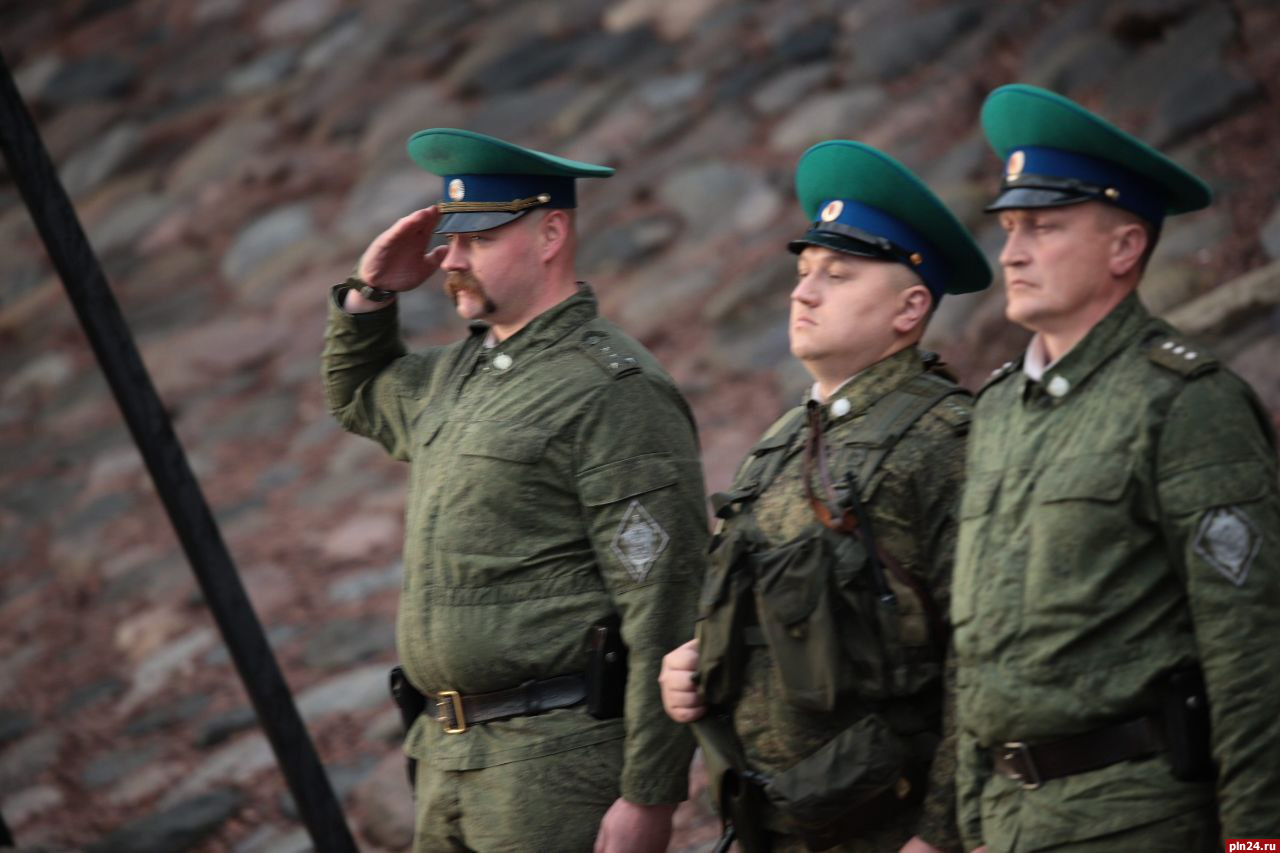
[344,275,397,302]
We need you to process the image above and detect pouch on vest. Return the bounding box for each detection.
[763,713,913,849]
[696,525,755,709]
[752,527,890,712]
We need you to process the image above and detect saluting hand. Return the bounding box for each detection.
[659,638,706,723]
[357,205,449,292]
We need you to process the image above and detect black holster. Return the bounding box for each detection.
[586,615,628,719]
[1163,666,1215,782]
[694,716,773,853]
[389,665,426,789]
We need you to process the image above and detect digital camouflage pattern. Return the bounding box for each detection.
[322,284,707,821]
[953,293,1280,850]
[412,736,622,851]
[701,347,969,851]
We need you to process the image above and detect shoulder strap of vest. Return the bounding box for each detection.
[853,372,970,496]
[754,407,807,496]
[844,372,967,654]
[710,407,806,518]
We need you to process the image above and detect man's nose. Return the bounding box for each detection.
[791,273,819,305]
[998,230,1028,268]
[441,240,468,271]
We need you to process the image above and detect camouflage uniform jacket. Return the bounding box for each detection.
[953,292,1280,849]
[322,283,707,804]
[701,347,969,850]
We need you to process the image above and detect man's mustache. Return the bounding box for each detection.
[444,271,497,314]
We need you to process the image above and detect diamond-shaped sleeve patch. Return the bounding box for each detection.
[610,500,670,582]
[1194,506,1261,587]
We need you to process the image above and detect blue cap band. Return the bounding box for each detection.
[1000,146,1168,224]
[441,174,576,208]
[810,198,946,300]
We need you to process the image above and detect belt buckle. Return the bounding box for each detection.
[437,690,467,734]
[1001,741,1042,790]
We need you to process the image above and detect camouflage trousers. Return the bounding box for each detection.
[413,737,622,852]
[988,802,1219,853]
[761,803,920,853]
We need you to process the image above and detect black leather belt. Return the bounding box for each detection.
[433,674,587,734]
[993,716,1165,789]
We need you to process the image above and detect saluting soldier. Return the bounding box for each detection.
[953,84,1280,851]
[323,129,708,852]
[659,141,990,852]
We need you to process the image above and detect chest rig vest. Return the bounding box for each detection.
[697,368,967,714]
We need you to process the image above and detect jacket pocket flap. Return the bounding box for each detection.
[1037,457,1130,503]
[457,424,551,463]
[579,454,679,506]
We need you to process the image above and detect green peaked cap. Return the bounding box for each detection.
[406,129,613,233]
[407,128,614,179]
[981,84,1211,218]
[793,141,991,296]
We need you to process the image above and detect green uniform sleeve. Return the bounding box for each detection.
[905,410,967,852]
[1156,372,1280,837]
[321,285,426,461]
[573,374,709,804]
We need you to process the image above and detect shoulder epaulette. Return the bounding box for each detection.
[932,393,972,433]
[1144,331,1217,378]
[579,331,642,379]
[977,358,1021,396]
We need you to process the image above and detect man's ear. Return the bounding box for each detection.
[538,210,570,264]
[1108,221,1148,278]
[893,284,933,335]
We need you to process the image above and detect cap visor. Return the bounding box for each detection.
[788,229,893,259]
[435,210,527,234]
[984,187,1093,213]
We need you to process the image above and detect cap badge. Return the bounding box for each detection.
[448,178,466,201]
[1006,150,1025,182]
[820,200,844,222]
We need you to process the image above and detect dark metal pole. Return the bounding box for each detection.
[0,51,358,852]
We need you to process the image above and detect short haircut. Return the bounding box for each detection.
[1095,204,1161,273]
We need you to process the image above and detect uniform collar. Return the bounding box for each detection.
[469,282,599,358]
[807,346,923,422]
[1025,290,1147,402]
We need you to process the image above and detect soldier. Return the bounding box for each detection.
[659,141,991,852]
[323,128,708,851]
[953,84,1280,851]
